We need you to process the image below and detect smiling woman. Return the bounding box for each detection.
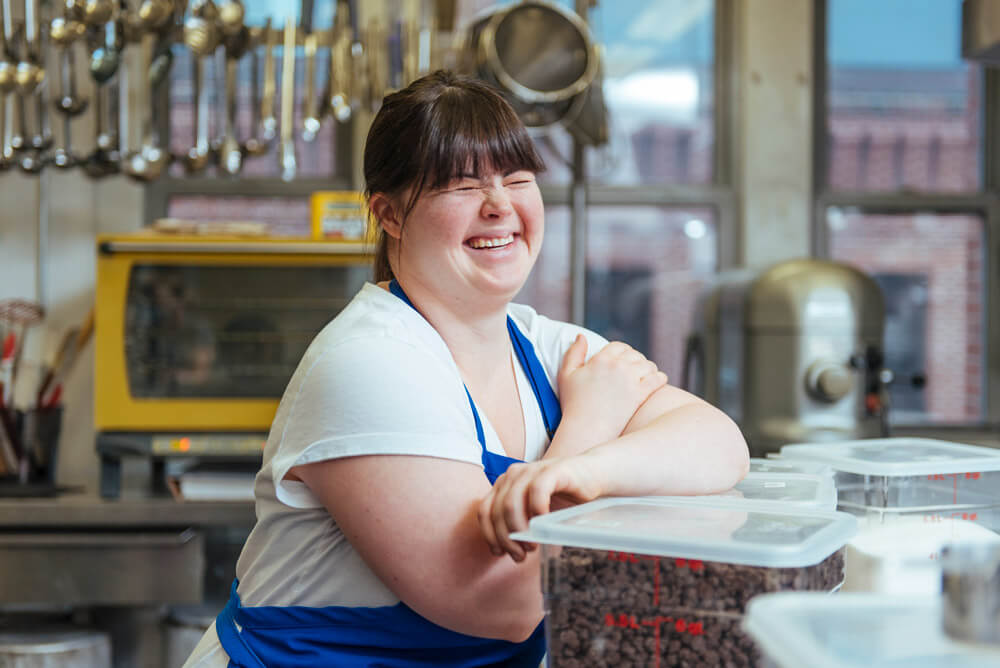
[182,70,749,668]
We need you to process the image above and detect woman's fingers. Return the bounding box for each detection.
[477,494,503,556]
[480,459,603,561]
[640,370,669,394]
[558,334,588,379]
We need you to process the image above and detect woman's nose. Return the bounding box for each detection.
[480,188,513,218]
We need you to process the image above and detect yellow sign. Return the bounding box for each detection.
[310,191,369,241]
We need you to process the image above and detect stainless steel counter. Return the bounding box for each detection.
[0,493,256,528]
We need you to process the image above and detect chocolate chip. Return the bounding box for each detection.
[544,548,846,666]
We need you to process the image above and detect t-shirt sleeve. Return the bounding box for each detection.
[510,306,610,398]
[269,334,482,503]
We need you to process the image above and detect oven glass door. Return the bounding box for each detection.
[124,264,369,399]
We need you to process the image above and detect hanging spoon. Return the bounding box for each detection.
[240,19,269,156]
[217,24,248,175]
[278,16,295,181]
[181,0,220,172]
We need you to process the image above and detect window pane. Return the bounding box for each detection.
[518,206,717,378]
[590,0,714,186]
[827,209,985,423]
[587,206,717,378]
[826,0,982,193]
[516,205,571,322]
[167,195,311,238]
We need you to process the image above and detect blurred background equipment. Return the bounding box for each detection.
[684,258,893,457]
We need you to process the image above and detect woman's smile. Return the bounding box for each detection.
[466,233,517,250]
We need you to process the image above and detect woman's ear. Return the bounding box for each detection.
[369,193,403,240]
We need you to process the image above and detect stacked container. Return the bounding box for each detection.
[513,498,857,667]
[778,438,1000,594]
[721,472,837,511]
[748,457,832,477]
[743,592,1000,668]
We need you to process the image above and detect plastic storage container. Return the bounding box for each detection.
[729,472,837,510]
[658,472,837,511]
[743,592,1000,668]
[749,457,832,476]
[779,438,1000,528]
[512,498,857,668]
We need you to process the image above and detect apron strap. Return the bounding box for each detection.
[216,580,266,668]
[389,279,561,440]
[507,317,562,440]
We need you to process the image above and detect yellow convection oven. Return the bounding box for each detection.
[94,233,373,497]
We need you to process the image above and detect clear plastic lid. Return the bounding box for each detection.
[658,472,837,510]
[750,457,832,476]
[743,592,1000,668]
[778,438,1000,476]
[734,472,837,509]
[511,497,857,568]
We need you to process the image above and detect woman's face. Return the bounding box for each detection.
[392,168,544,307]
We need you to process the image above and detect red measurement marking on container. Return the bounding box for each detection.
[674,558,704,571]
[629,614,708,668]
[965,472,982,480]
[607,552,663,606]
[603,612,642,630]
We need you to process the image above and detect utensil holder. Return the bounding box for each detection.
[0,406,63,494]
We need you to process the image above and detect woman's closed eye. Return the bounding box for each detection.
[503,172,536,187]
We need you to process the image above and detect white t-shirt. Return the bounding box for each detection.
[183,283,607,667]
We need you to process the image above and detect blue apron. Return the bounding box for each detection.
[216,280,561,667]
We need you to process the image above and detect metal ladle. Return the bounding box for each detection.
[300,32,319,142]
[0,0,19,160]
[216,0,243,37]
[240,19,270,157]
[83,20,122,177]
[122,33,170,181]
[83,0,114,26]
[50,17,88,115]
[182,1,220,173]
[217,24,248,175]
[0,48,14,168]
[278,16,295,181]
[136,0,173,32]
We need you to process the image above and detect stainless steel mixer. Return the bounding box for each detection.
[684,258,890,457]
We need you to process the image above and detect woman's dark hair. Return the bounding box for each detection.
[363,70,546,282]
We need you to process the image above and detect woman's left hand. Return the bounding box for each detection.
[477,455,604,562]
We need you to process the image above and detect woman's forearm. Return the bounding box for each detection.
[577,401,749,497]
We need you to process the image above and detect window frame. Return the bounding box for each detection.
[812,0,1000,429]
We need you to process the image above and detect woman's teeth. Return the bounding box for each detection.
[468,234,514,249]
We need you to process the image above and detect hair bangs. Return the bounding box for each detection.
[419,89,546,195]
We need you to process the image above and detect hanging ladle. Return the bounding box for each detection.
[122,33,170,181]
[216,0,243,37]
[0,13,15,168]
[278,16,295,181]
[240,19,270,156]
[181,0,220,173]
[217,23,248,175]
[83,19,122,177]
[50,17,88,115]
[136,0,173,32]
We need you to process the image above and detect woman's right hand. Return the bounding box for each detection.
[556,335,668,446]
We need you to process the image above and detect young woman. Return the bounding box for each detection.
[184,70,748,668]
